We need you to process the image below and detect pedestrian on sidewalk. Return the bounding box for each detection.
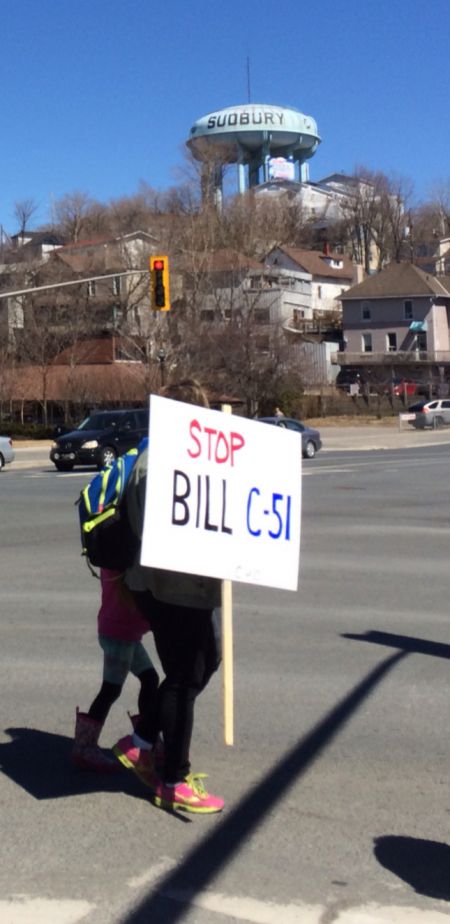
[72,567,159,776]
[114,380,224,814]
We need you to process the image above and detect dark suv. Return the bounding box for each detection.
[50,408,148,471]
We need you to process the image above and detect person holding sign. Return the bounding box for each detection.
[114,381,224,814]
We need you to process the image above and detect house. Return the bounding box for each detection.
[7,231,65,262]
[0,231,162,344]
[1,336,157,424]
[414,238,450,276]
[265,245,357,316]
[263,245,359,386]
[336,261,450,388]
[436,238,450,275]
[181,248,313,326]
[178,247,337,385]
[256,172,373,226]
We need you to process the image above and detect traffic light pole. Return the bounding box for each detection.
[157,348,166,386]
[0,269,149,301]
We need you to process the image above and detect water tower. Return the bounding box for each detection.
[187,103,320,205]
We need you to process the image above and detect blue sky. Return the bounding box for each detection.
[1,0,449,232]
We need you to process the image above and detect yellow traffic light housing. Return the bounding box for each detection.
[150,255,171,311]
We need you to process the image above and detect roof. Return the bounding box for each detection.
[7,361,150,402]
[181,249,263,274]
[54,231,156,274]
[58,230,156,252]
[53,338,120,365]
[341,262,450,299]
[11,231,65,246]
[269,246,354,280]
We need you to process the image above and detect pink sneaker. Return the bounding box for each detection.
[152,773,224,814]
[127,715,165,772]
[113,735,157,788]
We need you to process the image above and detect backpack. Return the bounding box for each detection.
[77,439,147,575]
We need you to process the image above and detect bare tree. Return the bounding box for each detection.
[424,178,450,238]
[14,198,38,236]
[337,169,413,272]
[51,191,98,242]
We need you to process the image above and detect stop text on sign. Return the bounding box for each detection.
[187,418,245,466]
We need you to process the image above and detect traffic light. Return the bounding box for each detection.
[150,255,171,311]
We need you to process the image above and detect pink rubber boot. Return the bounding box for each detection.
[72,709,119,773]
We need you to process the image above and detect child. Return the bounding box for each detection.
[72,568,159,776]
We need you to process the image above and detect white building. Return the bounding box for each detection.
[264,245,356,315]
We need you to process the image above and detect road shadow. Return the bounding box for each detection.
[374,835,450,900]
[0,726,145,801]
[342,630,450,661]
[117,649,407,924]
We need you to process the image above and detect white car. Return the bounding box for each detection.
[0,435,15,470]
[408,399,450,429]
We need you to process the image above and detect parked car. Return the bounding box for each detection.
[50,408,149,471]
[391,380,418,397]
[257,417,322,458]
[408,399,450,429]
[0,435,15,470]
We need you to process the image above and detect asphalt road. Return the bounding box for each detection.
[1,446,450,923]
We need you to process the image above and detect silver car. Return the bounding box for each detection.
[408,399,450,429]
[257,416,322,458]
[0,435,15,470]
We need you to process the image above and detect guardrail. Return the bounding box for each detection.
[334,351,450,365]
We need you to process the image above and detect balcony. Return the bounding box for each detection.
[333,351,450,366]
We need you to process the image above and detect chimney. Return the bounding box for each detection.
[323,241,330,256]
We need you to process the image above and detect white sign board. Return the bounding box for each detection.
[140,396,302,591]
[268,156,296,181]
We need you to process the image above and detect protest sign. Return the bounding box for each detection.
[140,395,302,591]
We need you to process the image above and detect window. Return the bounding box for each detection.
[362,333,372,353]
[387,332,397,352]
[404,300,413,320]
[317,285,322,300]
[293,309,305,322]
[283,420,305,432]
[88,280,96,297]
[112,305,124,326]
[112,276,122,296]
[416,331,427,351]
[361,302,371,321]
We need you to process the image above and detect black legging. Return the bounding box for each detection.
[132,590,221,783]
[88,666,159,726]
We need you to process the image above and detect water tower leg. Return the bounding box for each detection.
[249,157,260,187]
[237,160,246,195]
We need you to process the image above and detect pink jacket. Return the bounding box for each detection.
[98,569,150,641]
